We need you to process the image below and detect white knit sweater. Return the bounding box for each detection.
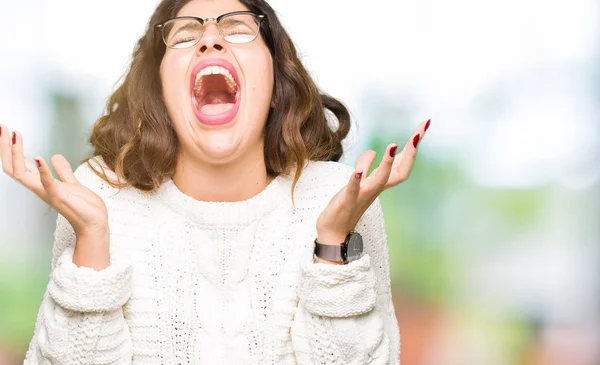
[23,156,400,365]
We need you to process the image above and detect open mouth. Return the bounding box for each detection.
[191,64,241,125]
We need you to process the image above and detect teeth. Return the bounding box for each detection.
[194,65,238,97]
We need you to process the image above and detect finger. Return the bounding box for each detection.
[0,125,14,175]
[355,150,377,180]
[424,118,431,133]
[365,143,398,190]
[51,154,78,184]
[22,158,41,179]
[386,133,419,187]
[20,157,46,199]
[345,168,363,203]
[11,131,27,181]
[415,118,431,143]
[24,158,39,173]
[384,119,430,188]
[36,156,61,199]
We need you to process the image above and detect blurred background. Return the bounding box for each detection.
[1,0,598,364]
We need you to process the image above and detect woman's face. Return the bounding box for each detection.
[160,0,274,165]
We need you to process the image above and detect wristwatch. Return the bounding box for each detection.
[313,232,363,264]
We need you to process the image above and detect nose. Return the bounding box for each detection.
[196,22,225,53]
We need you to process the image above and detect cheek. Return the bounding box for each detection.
[262,55,274,93]
[246,52,274,98]
[160,51,193,105]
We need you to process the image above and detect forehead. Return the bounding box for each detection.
[177,0,250,18]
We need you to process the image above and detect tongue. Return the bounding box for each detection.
[201,103,234,115]
[198,91,235,115]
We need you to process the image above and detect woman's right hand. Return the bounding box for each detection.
[1,126,109,241]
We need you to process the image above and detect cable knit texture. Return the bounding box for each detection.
[48,245,132,312]
[299,255,377,318]
[23,156,401,365]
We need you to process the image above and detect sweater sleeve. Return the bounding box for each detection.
[23,158,134,365]
[293,197,401,365]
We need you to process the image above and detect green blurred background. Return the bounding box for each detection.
[1,0,598,364]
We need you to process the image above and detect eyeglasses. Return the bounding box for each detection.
[155,11,266,49]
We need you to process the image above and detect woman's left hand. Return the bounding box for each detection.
[316,119,431,246]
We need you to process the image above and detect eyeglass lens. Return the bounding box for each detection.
[162,14,260,48]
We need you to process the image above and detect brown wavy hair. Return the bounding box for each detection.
[86,0,351,197]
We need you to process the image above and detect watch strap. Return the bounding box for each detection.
[314,239,345,263]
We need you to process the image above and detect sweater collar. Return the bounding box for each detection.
[157,174,289,227]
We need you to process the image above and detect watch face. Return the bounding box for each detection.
[346,233,363,262]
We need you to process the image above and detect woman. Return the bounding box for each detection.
[2,0,429,363]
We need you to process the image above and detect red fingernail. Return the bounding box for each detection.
[425,119,431,132]
[12,132,16,145]
[0,126,2,137]
[355,171,363,179]
[389,145,398,157]
[35,158,41,168]
[412,134,420,148]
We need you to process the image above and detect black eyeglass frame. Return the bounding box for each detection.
[154,11,267,48]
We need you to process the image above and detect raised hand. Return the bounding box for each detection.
[316,119,431,246]
[1,126,110,269]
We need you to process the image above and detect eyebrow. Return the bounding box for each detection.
[222,19,245,26]
[173,21,201,33]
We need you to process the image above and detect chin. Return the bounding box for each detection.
[202,145,241,163]
[189,127,244,162]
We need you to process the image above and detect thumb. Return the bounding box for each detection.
[51,154,78,184]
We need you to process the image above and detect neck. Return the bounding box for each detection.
[172,148,274,203]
